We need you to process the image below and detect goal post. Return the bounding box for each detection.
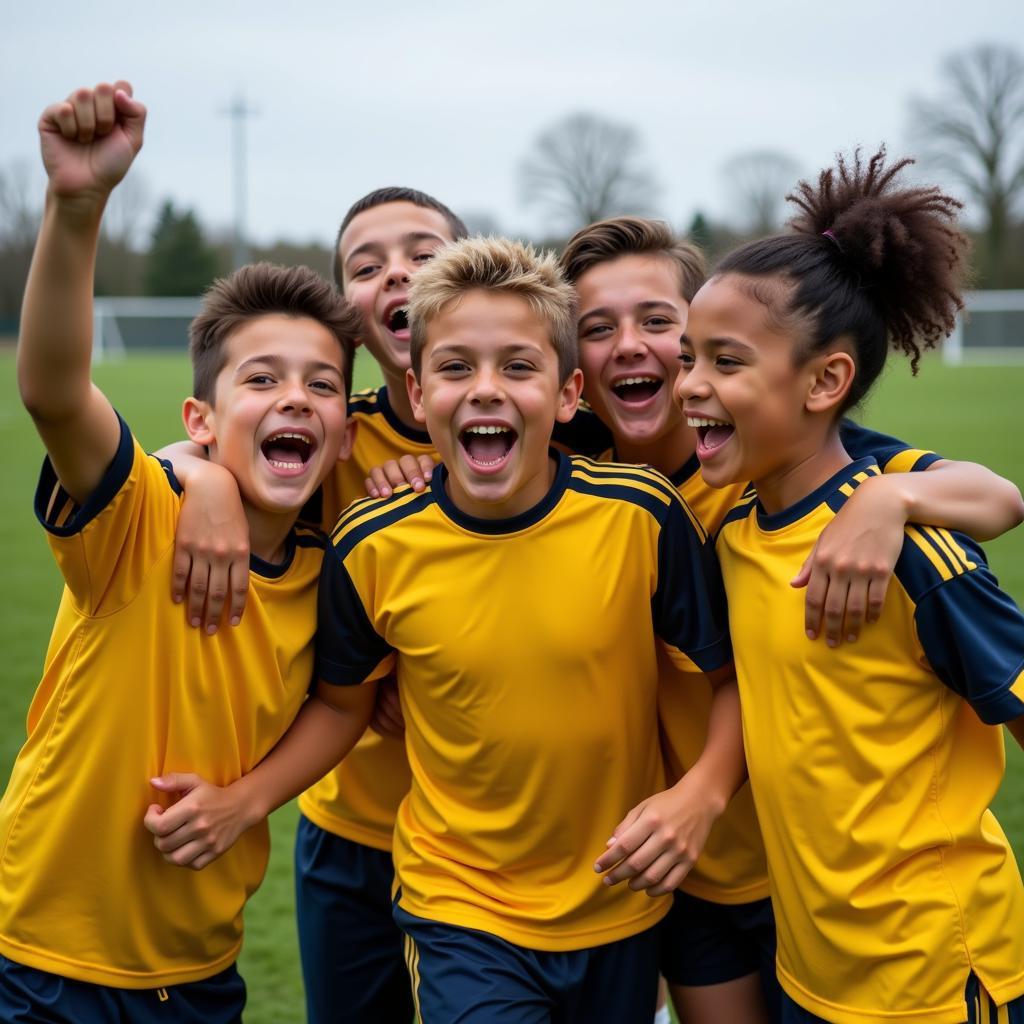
[944,290,1024,365]
[92,297,203,363]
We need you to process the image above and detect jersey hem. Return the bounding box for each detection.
[777,962,968,1024]
[679,877,772,905]
[296,796,395,852]
[395,894,670,953]
[0,934,240,990]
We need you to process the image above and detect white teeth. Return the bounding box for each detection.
[464,425,511,435]
[616,376,660,386]
[267,459,308,470]
[686,417,730,428]
[266,432,312,445]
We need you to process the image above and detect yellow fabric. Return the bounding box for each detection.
[716,461,1024,1024]
[0,427,323,988]
[300,386,437,850]
[320,456,730,950]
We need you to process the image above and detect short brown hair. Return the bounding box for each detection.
[408,237,578,383]
[189,263,361,402]
[560,216,706,302]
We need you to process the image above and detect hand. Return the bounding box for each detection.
[172,463,250,633]
[144,773,258,871]
[593,774,723,897]
[39,82,146,201]
[791,475,906,646]
[365,454,436,498]
[369,674,405,738]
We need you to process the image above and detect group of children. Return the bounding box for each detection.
[0,79,1023,1024]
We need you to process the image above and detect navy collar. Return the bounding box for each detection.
[755,457,879,531]
[377,386,433,445]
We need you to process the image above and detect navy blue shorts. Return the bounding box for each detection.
[661,890,779,1010]
[780,973,1024,1023]
[294,814,413,1024]
[0,954,244,1023]
[394,903,660,1023]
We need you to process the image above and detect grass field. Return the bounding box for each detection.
[0,350,1022,1023]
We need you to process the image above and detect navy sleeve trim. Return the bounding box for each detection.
[34,413,136,537]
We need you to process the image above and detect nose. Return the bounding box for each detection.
[674,358,709,406]
[277,378,313,415]
[384,254,412,289]
[468,364,504,404]
[613,322,647,360]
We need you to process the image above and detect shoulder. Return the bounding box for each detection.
[714,490,759,542]
[839,418,941,473]
[347,386,384,419]
[328,484,437,560]
[895,525,986,602]
[566,456,706,539]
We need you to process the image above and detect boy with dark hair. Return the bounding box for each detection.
[0,81,364,1023]
[163,235,746,1023]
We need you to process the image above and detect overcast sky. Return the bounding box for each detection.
[2,0,1021,249]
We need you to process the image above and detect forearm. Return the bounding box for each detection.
[886,462,1024,541]
[18,192,106,421]
[226,685,374,828]
[686,674,746,812]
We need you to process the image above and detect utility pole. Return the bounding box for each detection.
[223,95,257,269]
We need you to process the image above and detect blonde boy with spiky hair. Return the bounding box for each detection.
[166,236,745,1023]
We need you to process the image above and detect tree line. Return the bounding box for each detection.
[1,42,1021,331]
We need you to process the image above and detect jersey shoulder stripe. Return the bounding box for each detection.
[824,464,882,514]
[294,525,327,550]
[896,525,986,598]
[331,488,436,560]
[716,492,759,538]
[347,388,382,417]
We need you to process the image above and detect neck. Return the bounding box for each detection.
[614,422,697,478]
[244,505,297,565]
[753,429,852,515]
[381,368,419,429]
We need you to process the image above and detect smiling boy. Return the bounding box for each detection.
[0,82,362,1022]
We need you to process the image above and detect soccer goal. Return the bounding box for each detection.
[92,296,203,362]
[944,290,1024,365]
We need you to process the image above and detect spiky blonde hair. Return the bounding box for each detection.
[408,236,578,383]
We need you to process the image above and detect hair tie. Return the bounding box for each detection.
[822,228,842,250]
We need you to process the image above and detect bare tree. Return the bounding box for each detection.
[520,113,659,233]
[0,160,41,320]
[721,149,801,235]
[910,44,1024,286]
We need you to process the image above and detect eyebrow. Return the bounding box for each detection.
[429,341,546,360]
[235,355,343,377]
[680,334,756,355]
[579,299,679,323]
[344,231,448,267]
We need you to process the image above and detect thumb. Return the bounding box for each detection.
[150,772,201,794]
[113,85,146,146]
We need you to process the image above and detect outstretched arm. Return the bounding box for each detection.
[593,666,745,897]
[795,460,1024,646]
[18,82,146,503]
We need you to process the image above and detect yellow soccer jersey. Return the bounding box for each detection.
[716,457,1024,1024]
[316,453,732,951]
[302,387,619,850]
[0,417,324,989]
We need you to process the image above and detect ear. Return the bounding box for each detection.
[406,367,427,425]
[182,397,216,447]
[336,417,357,463]
[555,367,585,424]
[805,350,855,414]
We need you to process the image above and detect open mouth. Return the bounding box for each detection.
[260,431,316,471]
[385,305,409,335]
[611,375,663,404]
[687,416,734,454]
[459,424,517,468]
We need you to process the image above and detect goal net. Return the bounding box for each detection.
[92,297,203,362]
[945,290,1024,365]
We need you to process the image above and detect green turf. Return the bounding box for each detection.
[0,351,1021,1024]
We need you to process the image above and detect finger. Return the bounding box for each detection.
[397,455,425,492]
[627,849,679,892]
[646,860,693,897]
[150,772,202,794]
[822,578,851,648]
[143,803,166,835]
[227,562,249,627]
[186,564,211,630]
[865,574,890,624]
[802,566,829,641]
[70,86,97,143]
[842,579,869,644]
[204,557,230,635]
[93,82,116,137]
[790,552,812,590]
[594,811,646,873]
[111,83,146,149]
[366,468,391,499]
[417,455,435,482]
[160,836,213,867]
[42,100,77,140]
[170,542,193,605]
[602,834,662,886]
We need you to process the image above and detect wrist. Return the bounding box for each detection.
[673,764,729,817]
[45,188,108,229]
[228,775,270,831]
[858,472,912,524]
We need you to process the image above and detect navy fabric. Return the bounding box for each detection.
[660,892,780,1020]
[294,815,413,1024]
[0,955,244,1023]
[394,904,659,1024]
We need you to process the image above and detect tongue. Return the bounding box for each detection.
[704,425,734,449]
[465,433,511,464]
[265,444,304,465]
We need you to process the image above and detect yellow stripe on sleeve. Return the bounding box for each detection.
[905,526,954,582]
[884,448,935,474]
